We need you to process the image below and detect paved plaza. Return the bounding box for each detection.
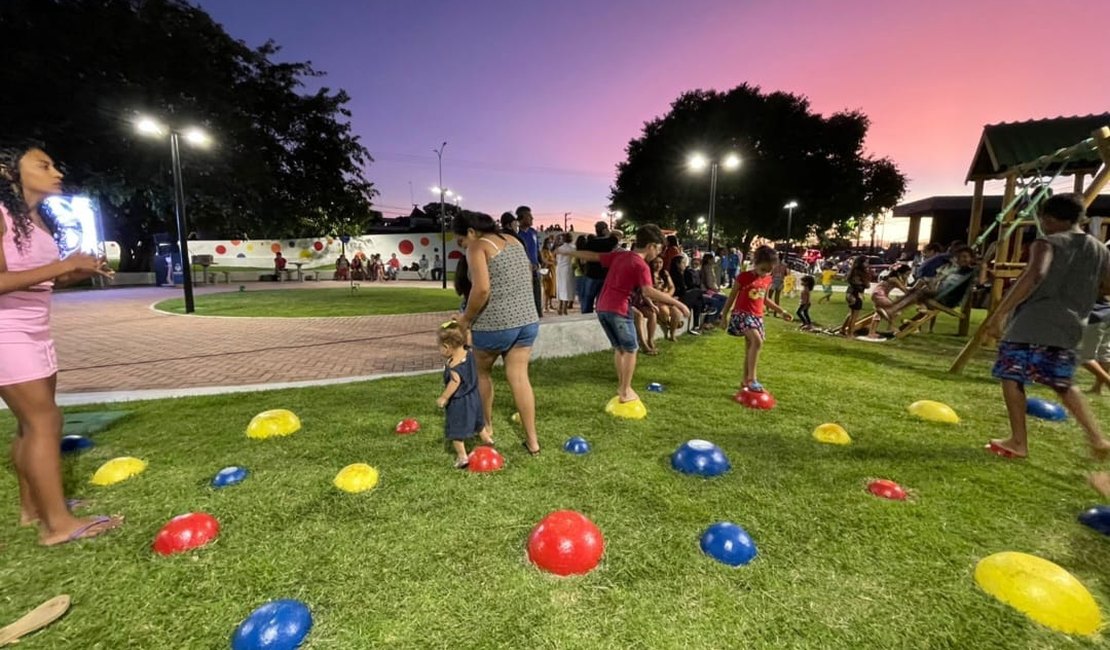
[51,282,458,396]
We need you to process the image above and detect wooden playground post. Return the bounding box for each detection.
[959,180,987,336]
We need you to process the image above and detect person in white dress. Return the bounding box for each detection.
[555,233,577,315]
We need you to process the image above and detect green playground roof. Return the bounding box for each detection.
[966,114,1110,182]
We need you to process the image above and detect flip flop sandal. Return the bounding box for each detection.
[453,460,469,470]
[0,594,71,646]
[521,441,540,457]
[57,516,122,545]
[984,441,1025,459]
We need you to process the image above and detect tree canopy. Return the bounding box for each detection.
[0,0,377,270]
[609,85,907,247]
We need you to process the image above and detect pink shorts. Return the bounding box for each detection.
[0,338,58,386]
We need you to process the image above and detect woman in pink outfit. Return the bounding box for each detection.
[1,143,121,546]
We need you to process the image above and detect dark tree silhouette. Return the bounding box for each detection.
[0,0,377,270]
[609,85,906,248]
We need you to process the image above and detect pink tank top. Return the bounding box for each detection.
[0,207,58,342]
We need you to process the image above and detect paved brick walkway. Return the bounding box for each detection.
[51,283,465,394]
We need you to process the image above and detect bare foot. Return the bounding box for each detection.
[479,426,495,446]
[1089,472,1110,498]
[988,437,1027,458]
[1089,439,1110,462]
[619,389,640,403]
[40,515,123,547]
[20,509,38,527]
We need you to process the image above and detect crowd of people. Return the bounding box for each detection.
[332,252,416,282]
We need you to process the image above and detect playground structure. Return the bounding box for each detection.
[950,115,1110,373]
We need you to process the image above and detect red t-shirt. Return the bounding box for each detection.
[388,258,400,269]
[732,271,772,317]
[275,256,287,270]
[597,251,652,317]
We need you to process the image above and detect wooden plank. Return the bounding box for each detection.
[1082,164,1109,207]
[990,174,1017,311]
[968,180,985,244]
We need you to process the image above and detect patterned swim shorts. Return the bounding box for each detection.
[727,311,765,339]
[991,341,1076,391]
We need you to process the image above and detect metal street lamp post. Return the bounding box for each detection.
[136,116,210,314]
[784,200,799,247]
[434,142,448,289]
[689,152,740,250]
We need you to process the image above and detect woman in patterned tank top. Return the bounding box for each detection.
[455,212,541,456]
[0,143,121,546]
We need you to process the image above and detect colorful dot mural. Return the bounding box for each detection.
[184,234,464,273]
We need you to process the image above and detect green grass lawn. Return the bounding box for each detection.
[2,299,1110,648]
[155,287,462,317]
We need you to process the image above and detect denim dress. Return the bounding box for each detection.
[443,350,484,440]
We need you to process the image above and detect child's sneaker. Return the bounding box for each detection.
[746,380,765,393]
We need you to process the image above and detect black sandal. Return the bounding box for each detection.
[454,459,469,470]
[521,441,540,457]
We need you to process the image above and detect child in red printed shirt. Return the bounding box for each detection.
[722,246,792,392]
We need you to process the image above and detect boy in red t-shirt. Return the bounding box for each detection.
[722,246,792,392]
[560,224,690,404]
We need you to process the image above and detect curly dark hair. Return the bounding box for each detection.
[0,141,57,254]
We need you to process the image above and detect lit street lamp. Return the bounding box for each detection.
[604,209,622,230]
[135,114,211,314]
[783,200,799,246]
[688,152,741,250]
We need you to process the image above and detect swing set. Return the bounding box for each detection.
[950,117,1110,373]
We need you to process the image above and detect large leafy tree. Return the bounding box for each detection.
[0,0,377,270]
[609,85,906,247]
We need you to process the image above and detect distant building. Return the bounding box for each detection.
[371,207,438,233]
[893,195,1110,249]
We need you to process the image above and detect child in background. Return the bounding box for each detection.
[783,271,797,298]
[723,246,793,392]
[797,275,815,330]
[768,258,789,310]
[436,322,492,468]
[818,262,836,303]
[865,262,912,339]
[839,256,870,337]
[979,194,1110,497]
[1082,298,1110,395]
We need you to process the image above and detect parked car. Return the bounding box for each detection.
[835,255,889,282]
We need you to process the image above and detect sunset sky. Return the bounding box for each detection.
[197,0,1109,239]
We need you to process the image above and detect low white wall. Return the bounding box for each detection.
[185,233,463,270]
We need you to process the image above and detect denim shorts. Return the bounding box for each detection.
[470,322,539,353]
[598,311,638,352]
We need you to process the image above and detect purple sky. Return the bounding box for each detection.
[197,0,1109,234]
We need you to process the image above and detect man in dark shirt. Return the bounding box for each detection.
[581,221,619,314]
[517,205,542,318]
